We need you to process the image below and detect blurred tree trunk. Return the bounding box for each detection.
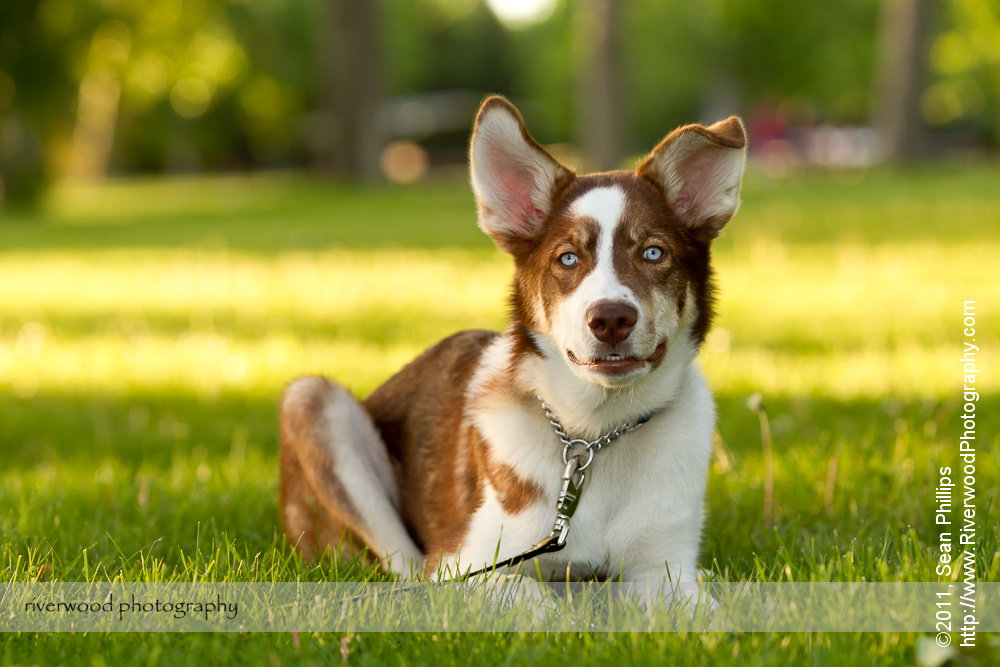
[576,0,624,171]
[317,0,384,181]
[68,71,121,182]
[875,0,934,161]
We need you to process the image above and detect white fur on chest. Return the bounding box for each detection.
[452,336,715,581]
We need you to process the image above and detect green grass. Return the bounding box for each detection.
[2,164,999,664]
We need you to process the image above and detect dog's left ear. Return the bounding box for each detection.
[470,96,574,255]
[638,116,747,241]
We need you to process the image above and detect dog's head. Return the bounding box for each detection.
[470,96,746,389]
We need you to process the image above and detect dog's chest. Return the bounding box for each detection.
[460,389,711,578]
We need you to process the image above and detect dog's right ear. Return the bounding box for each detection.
[470,96,574,255]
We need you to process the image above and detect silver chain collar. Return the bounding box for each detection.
[455,397,657,577]
[538,395,654,548]
[538,396,650,472]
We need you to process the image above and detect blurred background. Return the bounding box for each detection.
[1,0,998,204]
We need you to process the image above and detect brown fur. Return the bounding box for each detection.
[484,450,545,515]
[363,330,496,560]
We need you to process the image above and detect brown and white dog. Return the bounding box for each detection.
[280,96,746,589]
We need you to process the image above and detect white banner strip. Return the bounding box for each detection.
[2,582,995,633]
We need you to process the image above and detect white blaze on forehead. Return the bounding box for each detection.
[568,185,632,302]
[570,186,626,256]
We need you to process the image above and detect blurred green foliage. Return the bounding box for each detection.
[926,0,1000,139]
[0,0,998,206]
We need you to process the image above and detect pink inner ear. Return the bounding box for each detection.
[673,193,694,214]
[675,145,731,218]
[524,204,545,224]
[495,163,546,233]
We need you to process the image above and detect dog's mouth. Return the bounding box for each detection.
[566,341,667,376]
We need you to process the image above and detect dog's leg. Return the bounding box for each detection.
[279,376,423,575]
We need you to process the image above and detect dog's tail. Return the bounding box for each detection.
[279,376,422,575]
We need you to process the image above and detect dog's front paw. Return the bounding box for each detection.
[624,579,717,629]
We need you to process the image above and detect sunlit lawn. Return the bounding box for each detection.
[2,165,998,664]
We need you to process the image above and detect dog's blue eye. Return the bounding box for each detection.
[559,253,579,267]
[643,247,664,261]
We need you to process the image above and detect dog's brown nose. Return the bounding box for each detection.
[586,301,638,344]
